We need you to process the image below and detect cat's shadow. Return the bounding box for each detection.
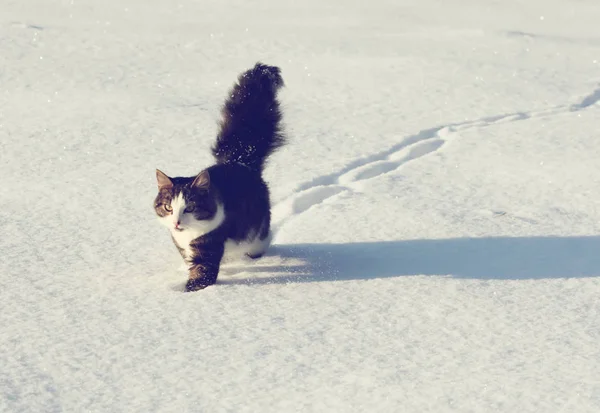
[218,235,600,285]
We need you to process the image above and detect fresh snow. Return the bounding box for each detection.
[2,1,600,412]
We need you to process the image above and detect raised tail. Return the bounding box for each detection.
[212,62,286,172]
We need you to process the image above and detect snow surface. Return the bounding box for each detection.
[2,0,600,412]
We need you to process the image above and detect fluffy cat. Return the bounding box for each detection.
[153,63,286,291]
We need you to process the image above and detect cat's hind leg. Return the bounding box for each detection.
[244,231,272,259]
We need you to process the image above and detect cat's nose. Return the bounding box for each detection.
[174,220,181,228]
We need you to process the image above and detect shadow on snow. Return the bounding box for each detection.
[219,236,600,285]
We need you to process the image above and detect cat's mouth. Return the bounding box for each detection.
[173,227,184,232]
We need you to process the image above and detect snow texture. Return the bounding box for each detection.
[2,0,600,412]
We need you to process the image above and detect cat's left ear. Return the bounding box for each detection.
[192,170,210,189]
[156,169,173,189]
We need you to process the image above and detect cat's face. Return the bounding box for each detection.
[154,169,222,234]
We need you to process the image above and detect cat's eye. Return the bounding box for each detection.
[164,204,173,212]
[184,204,195,213]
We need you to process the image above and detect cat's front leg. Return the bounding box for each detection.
[185,242,225,292]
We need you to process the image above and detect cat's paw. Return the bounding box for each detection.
[185,279,212,292]
[245,252,264,260]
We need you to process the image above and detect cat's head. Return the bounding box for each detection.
[153,169,223,233]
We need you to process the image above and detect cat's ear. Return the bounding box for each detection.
[192,170,210,189]
[156,169,173,189]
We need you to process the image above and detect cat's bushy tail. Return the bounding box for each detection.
[212,62,286,173]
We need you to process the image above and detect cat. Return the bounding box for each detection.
[153,62,286,292]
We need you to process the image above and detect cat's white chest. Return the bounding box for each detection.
[171,228,202,262]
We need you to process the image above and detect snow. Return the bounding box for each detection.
[2,0,600,411]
